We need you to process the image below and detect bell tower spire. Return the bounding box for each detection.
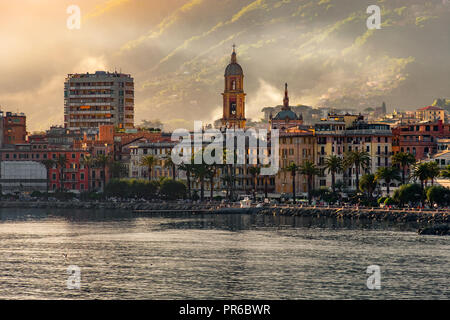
[282,83,289,110]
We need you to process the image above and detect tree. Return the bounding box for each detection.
[160,179,186,200]
[441,164,450,179]
[426,186,450,207]
[298,161,320,204]
[109,161,128,179]
[284,163,300,204]
[56,155,68,192]
[95,154,112,191]
[248,166,260,201]
[392,152,416,184]
[412,162,431,189]
[427,162,440,186]
[81,155,95,192]
[140,155,157,181]
[359,173,378,200]
[345,150,371,190]
[179,162,193,200]
[324,155,342,193]
[41,159,55,199]
[375,167,401,196]
[393,184,423,207]
[163,156,177,179]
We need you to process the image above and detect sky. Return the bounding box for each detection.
[1,0,450,132]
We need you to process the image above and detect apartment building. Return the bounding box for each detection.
[392,120,450,160]
[314,116,393,191]
[64,71,134,130]
[0,111,27,146]
[275,128,316,195]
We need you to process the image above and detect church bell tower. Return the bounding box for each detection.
[221,45,246,129]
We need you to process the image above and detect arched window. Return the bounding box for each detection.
[231,80,236,90]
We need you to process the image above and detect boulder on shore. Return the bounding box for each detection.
[418,224,450,236]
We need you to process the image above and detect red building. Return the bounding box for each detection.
[392,120,450,160]
[1,111,27,146]
[0,143,90,193]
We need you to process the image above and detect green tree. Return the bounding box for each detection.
[345,150,371,190]
[160,179,186,200]
[359,173,378,201]
[426,186,450,207]
[109,161,128,179]
[392,152,416,184]
[393,184,423,207]
[441,164,450,178]
[427,162,441,186]
[95,154,112,191]
[284,163,300,204]
[81,155,95,192]
[41,159,55,199]
[248,166,261,201]
[56,155,68,192]
[375,167,401,196]
[298,161,320,204]
[324,155,342,193]
[163,156,177,179]
[179,161,193,200]
[140,155,157,181]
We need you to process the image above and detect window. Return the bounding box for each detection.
[80,173,84,180]
[52,173,56,180]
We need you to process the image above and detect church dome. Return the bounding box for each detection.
[274,109,299,120]
[225,63,243,76]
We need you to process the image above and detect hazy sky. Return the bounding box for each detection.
[1,0,450,132]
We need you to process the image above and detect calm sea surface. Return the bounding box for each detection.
[0,208,448,299]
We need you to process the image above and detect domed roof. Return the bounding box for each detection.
[274,109,299,120]
[225,63,243,76]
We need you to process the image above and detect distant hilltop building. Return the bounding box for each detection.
[416,105,445,122]
[64,71,134,131]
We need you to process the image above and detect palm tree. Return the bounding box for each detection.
[298,161,320,204]
[346,150,371,191]
[412,162,431,189]
[427,162,440,186]
[441,164,450,179]
[56,155,68,192]
[41,159,55,199]
[324,155,342,193]
[192,163,209,202]
[248,166,261,201]
[163,156,177,179]
[359,173,378,201]
[375,167,401,196]
[140,155,157,181]
[179,161,193,199]
[95,154,111,191]
[284,163,300,204]
[206,165,218,202]
[81,155,95,192]
[392,152,416,184]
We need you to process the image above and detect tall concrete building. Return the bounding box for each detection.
[64,71,134,130]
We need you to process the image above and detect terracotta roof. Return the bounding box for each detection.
[418,106,444,111]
